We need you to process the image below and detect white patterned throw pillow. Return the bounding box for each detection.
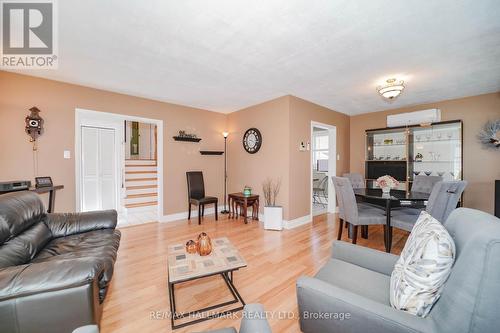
[390,211,455,317]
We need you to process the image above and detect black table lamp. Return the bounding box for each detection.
[221,131,229,214]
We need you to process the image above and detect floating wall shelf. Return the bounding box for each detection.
[173,136,201,142]
[200,150,224,155]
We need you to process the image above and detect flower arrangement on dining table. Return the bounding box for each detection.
[376,175,400,193]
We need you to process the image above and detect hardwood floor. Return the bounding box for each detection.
[101,213,408,333]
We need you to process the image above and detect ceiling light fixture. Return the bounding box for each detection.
[377,78,405,100]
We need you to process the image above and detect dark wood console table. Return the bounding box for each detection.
[228,192,259,224]
[29,185,64,213]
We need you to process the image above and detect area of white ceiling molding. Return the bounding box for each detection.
[12,0,500,115]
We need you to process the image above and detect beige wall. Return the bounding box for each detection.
[0,71,226,215]
[288,96,350,220]
[226,95,350,221]
[226,96,291,219]
[1,70,497,219]
[350,92,500,214]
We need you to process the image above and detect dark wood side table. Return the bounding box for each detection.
[228,192,259,224]
[29,185,64,213]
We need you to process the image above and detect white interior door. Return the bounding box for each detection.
[81,126,117,211]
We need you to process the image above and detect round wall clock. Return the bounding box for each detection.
[243,128,262,154]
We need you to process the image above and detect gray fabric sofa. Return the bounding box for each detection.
[297,208,500,333]
[193,304,272,333]
[0,191,121,333]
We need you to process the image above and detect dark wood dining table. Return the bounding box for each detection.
[353,188,429,253]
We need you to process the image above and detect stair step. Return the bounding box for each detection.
[125,159,157,166]
[126,192,157,199]
[126,185,157,190]
[125,201,158,208]
[125,170,158,174]
[125,177,157,182]
[125,164,158,167]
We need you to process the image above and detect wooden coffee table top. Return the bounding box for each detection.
[167,237,247,283]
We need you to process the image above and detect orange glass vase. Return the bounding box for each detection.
[186,240,197,254]
[197,232,212,256]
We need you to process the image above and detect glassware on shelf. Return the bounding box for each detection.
[437,133,442,140]
[424,171,432,176]
[437,171,445,176]
[413,171,421,176]
[447,132,453,139]
[426,133,432,141]
[416,135,421,142]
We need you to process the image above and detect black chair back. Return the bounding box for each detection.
[186,171,205,200]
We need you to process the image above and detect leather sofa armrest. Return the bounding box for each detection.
[0,258,104,301]
[45,210,117,238]
[331,241,399,276]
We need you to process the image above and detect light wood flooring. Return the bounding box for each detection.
[100,213,408,333]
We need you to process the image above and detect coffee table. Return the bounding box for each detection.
[167,237,247,329]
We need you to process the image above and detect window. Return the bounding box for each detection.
[313,131,329,171]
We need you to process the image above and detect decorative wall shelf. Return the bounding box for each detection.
[200,150,224,155]
[173,136,201,142]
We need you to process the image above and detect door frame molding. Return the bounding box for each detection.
[310,121,337,217]
[75,108,164,221]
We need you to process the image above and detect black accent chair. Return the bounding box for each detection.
[186,171,218,224]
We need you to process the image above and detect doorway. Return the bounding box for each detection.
[75,109,163,227]
[310,121,337,217]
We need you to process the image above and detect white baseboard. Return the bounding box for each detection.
[160,207,222,223]
[284,215,312,229]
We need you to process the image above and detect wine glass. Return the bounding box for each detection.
[424,171,432,176]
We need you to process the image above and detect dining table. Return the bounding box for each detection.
[353,188,430,253]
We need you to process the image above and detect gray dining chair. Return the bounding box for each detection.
[391,180,467,232]
[396,175,443,214]
[411,175,442,193]
[332,177,386,244]
[342,173,365,189]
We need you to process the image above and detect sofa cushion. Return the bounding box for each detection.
[390,211,455,317]
[315,258,391,305]
[0,192,46,245]
[33,229,121,285]
[0,223,52,268]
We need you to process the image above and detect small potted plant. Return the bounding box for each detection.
[262,178,282,230]
[377,175,399,193]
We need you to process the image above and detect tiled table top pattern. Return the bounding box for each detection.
[167,237,247,283]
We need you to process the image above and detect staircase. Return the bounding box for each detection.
[124,159,158,210]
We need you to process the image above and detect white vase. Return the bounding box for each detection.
[264,206,283,230]
[382,187,391,193]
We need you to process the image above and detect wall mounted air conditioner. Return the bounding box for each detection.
[387,109,441,127]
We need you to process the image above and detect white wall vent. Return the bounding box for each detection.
[387,109,441,127]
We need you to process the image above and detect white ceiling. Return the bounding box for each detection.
[13,0,500,115]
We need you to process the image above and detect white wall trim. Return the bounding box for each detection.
[284,215,312,229]
[310,121,337,218]
[160,207,224,223]
[75,108,164,222]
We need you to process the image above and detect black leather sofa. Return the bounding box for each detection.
[0,191,121,333]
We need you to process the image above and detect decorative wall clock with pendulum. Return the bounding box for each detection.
[25,106,44,150]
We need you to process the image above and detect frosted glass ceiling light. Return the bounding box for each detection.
[377,78,405,100]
